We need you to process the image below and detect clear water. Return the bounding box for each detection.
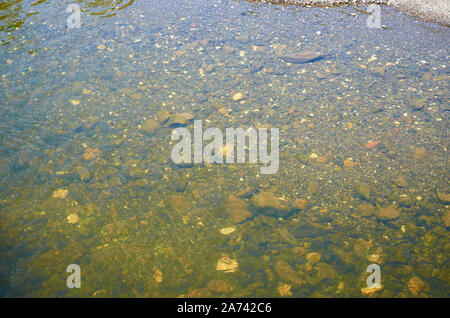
[0,0,449,297]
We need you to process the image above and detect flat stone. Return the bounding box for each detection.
[167,113,194,127]
[294,198,308,210]
[372,66,385,76]
[394,176,408,188]
[361,285,383,296]
[156,110,170,123]
[357,203,375,217]
[220,227,236,235]
[413,147,427,160]
[216,255,238,273]
[307,181,319,195]
[223,195,252,224]
[274,260,304,287]
[250,191,291,217]
[207,279,233,293]
[356,182,371,201]
[141,118,161,135]
[375,206,401,221]
[280,50,324,64]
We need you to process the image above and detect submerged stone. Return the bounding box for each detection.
[250,191,290,217]
[361,285,383,296]
[437,192,450,203]
[223,195,252,223]
[274,260,304,287]
[83,147,101,160]
[356,182,371,201]
[220,227,236,235]
[142,118,161,135]
[153,269,163,283]
[375,206,401,221]
[207,279,232,293]
[407,276,425,296]
[67,213,79,224]
[306,252,321,264]
[278,283,292,297]
[216,255,238,273]
[280,50,324,64]
[52,189,69,199]
[294,198,308,210]
[232,92,244,101]
[357,203,375,217]
[167,113,194,127]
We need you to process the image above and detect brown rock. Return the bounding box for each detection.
[67,213,79,224]
[53,189,69,199]
[294,198,308,210]
[274,260,304,287]
[394,176,408,188]
[280,50,324,64]
[187,288,211,298]
[169,194,192,213]
[207,279,233,293]
[437,192,450,203]
[83,147,101,160]
[141,118,161,135]
[413,147,427,159]
[307,181,319,195]
[153,269,163,283]
[375,206,401,221]
[306,252,321,264]
[408,276,425,296]
[216,255,238,273]
[356,182,371,201]
[250,191,290,217]
[343,158,355,168]
[167,113,194,127]
[361,285,383,296]
[278,283,292,297]
[223,195,252,223]
[357,203,376,217]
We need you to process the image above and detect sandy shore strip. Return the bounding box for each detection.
[252,0,450,26]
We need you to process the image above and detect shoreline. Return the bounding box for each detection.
[250,0,450,26]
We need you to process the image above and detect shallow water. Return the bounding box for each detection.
[0,0,449,297]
